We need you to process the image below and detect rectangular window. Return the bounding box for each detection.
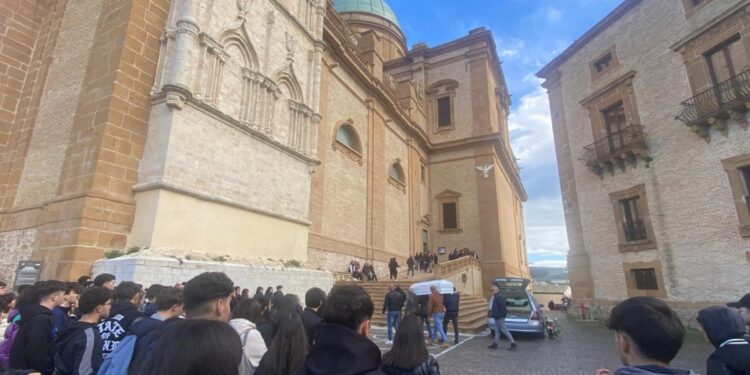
[594,53,613,73]
[422,229,429,253]
[722,155,750,238]
[420,165,426,184]
[620,197,647,242]
[442,202,457,229]
[437,97,452,128]
[632,268,658,290]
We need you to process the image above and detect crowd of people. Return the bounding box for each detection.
[0,274,748,375]
[348,250,478,283]
[348,260,378,282]
[446,248,478,261]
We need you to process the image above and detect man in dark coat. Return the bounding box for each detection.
[488,284,516,351]
[443,288,460,345]
[381,285,405,344]
[300,287,326,346]
[10,280,66,375]
[97,282,143,358]
[295,285,385,375]
[406,256,415,278]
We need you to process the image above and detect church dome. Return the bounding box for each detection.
[333,0,400,28]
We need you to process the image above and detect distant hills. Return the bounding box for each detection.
[530,266,569,284]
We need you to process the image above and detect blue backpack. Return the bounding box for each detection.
[96,334,137,375]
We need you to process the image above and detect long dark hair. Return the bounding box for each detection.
[232,299,263,323]
[262,313,308,375]
[141,319,242,375]
[382,315,428,369]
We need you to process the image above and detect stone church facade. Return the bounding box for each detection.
[538,0,750,323]
[0,0,528,291]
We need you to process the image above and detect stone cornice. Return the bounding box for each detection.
[133,181,312,226]
[537,0,642,79]
[579,70,637,106]
[152,85,321,166]
[670,1,750,51]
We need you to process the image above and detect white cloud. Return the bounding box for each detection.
[546,7,563,23]
[523,196,569,258]
[509,83,556,167]
[500,49,519,58]
[530,260,567,268]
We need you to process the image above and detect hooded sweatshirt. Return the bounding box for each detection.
[613,366,695,375]
[698,307,750,375]
[9,304,56,374]
[52,321,103,375]
[229,318,267,367]
[97,301,141,358]
[295,323,385,375]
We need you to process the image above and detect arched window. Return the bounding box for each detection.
[390,161,405,183]
[336,124,361,153]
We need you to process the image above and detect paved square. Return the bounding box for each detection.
[371,313,714,375]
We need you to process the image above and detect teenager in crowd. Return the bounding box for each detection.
[697,306,750,375]
[595,297,695,375]
[9,280,66,374]
[129,286,184,373]
[229,298,267,368]
[141,319,242,375]
[97,282,143,358]
[92,274,116,290]
[140,284,164,316]
[53,287,112,375]
[52,283,82,333]
[381,315,440,375]
[300,288,325,346]
[256,311,308,375]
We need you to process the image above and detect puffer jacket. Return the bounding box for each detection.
[0,309,21,368]
[381,356,440,375]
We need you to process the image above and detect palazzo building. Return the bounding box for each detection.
[538,0,750,322]
[0,0,528,293]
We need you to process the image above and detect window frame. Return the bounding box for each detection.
[427,80,459,134]
[609,184,657,252]
[332,121,364,165]
[436,190,462,233]
[388,160,407,193]
[722,153,750,238]
[623,261,667,298]
[589,46,620,81]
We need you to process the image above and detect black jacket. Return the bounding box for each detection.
[294,323,385,375]
[706,339,750,375]
[9,304,56,375]
[52,321,102,375]
[97,301,142,357]
[381,356,440,375]
[382,291,405,313]
[300,308,323,346]
[490,293,508,319]
[443,294,459,314]
[127,316,166,375]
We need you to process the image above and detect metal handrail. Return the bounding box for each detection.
[582,124,647,166]
[435,256,480,278]
[676,69,750,124]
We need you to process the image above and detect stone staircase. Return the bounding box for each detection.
[335,278,489,333]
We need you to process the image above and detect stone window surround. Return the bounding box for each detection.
[332,120,364,165]
[721,153,750,238]
[622,260,668,298]
[609,184,658,252]
[436,190,462,233]
[682,0,714,18]
[581,71,641,148]
[388,159,407,193]
[427,80,459,134]
[590,45,620,82]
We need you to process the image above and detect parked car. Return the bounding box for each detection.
[490,277,545,339]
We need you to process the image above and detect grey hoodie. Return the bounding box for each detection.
[614,365,698,375]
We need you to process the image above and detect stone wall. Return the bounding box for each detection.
[542,0,750,310]
[91,255,334,301]
[0,229,37,285]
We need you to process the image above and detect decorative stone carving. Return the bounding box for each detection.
[475,164,494,178]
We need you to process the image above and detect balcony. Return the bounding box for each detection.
[623,219,648,242]
[675,69,750,140]
[582,124,649,177]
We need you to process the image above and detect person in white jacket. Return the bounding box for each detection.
[230,298,268,368]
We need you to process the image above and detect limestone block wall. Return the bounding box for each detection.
[549,0,750,305]
[91,256,334,301]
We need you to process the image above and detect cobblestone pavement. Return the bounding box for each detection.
[430,312,714,375]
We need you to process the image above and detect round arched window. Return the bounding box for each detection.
[390,162,405,183]
[336,124,361,153]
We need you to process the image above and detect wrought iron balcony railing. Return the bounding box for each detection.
[623,218,648,242]
[676,69,750,127]
[582,124,648,169]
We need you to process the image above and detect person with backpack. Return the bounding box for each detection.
[53,287,112,375]
[230,299,267,369]
[0,285,30,369]
[9,280,66,374]
[697,306,750,375]
[97,282,143,358]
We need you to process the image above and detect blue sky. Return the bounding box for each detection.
[388,0,622,268]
